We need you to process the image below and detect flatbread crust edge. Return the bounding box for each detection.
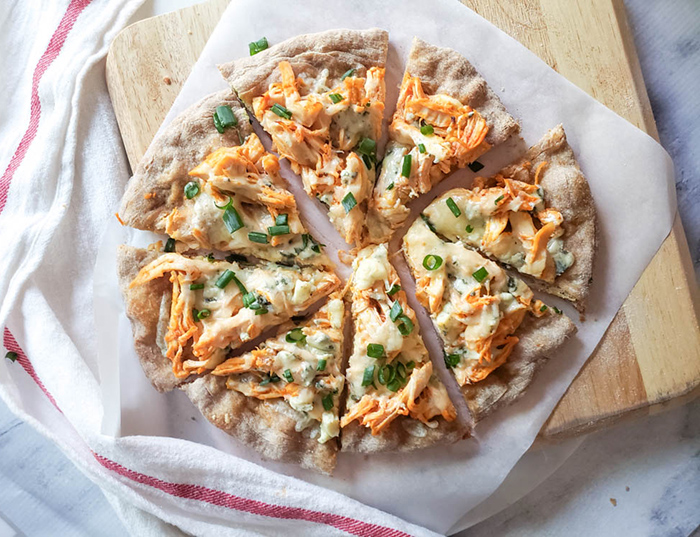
[406,37,520,148]
[119,89,251,232]
[182,374,338,475]
[340,413,467,454]
[499,124,596,311]
[117,245,182,393]
[219,28,389,106]
[461,310,577,423]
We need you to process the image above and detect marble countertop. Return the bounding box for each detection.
[0,0,698,535]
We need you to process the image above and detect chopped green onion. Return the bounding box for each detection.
[341,192,357,213]
[389,301,403,322]
[223,205,244,233]
[230,274,247,295]
[214,196,232,210]
[378,364,395,385]
[213,105,238,133]
[340,68,356,80]
[387,284,401,296]
[540,304,548,312]
[405,360,415,370]
[226,253,247,264]
[444,353,460,368]
[302,233,324,254]
[553,306,562,315]
[494,195,504,205]
[395,361,407,382]
[466,224,474,233]
[285,327,306,344]
[164,238,176,252]
[446,197,461,217]
[420,213,437,233]
[361,365,375,387]
[248,231,268,244]
[387,378,403,392]
[317,359,327,372]
[192,308,199,319]
[423,254,443,271]
[386,182,394,190]
[242,292,258,308]
[396,314,414,336]
[206,253,216,263]
[361,154,374,169]
[367,343,385,359]
[5,351,17,362]
[275,214,288,226]
[197,309,211,320]
[255,308,269,315]
[322,393,334,411]
[401,154,412,177]
[329,93,344,104]
[260,372,281,386]
[472,266,489,283]
[418,143,426,153]
[248,37,268,56]
[283,369,294,383]
[189,283,205,290]
[420,123,434,135]
[271,103,292,120]
[184,181,200,199]
[215,269,235,289]
[268,224,290,236]
[468,160,484,173]
[358,137,376,156]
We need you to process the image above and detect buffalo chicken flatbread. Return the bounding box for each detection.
[403,218,576,421]
[421,125,595,310]
[341,244,465,451]
[182,294,346,474]
[119,246,340,390]
[219,28,389,246]
[365,37,520,244]
[120,90,330,267]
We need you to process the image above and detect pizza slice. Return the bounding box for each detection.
[403,217,576,423]
[182,293,346,474]
[341,244,466,452]
[219,29,389,247]
[119,90,330,268]
[420,125,595,310]
[365,37,520,245]
[117,245,340,392]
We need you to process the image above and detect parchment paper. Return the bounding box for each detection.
[93,0,676,533]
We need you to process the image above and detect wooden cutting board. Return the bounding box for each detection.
[105,0,700,438]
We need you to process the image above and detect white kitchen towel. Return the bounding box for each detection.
[0,1,677,537]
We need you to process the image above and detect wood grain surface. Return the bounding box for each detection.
[105,0,700,438]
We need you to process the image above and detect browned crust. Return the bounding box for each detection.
[182,375,338,474]
[119,90,251,231]
[219,28,389,106]
[498,124,597,310]
[117,245,181,392]
[406,37,520,147]
[461,310,577,423]
[340,414,467,453]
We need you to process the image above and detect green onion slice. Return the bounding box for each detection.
[401,154,412,177]
[494,194,504,205]
[422,254,443,271]
[418,143,426,153]
[389,301,403,322]
[317,359,327,372]
[268,224,290,236]
[341,192,357,213]
[197,309,211,320]
[420,123,434,135]
[553,306,562,315]
[271,103,292,120]
[446,197,461,217]
[466,224,474,233]
[213,105,237,133]
[285,327,306,344]
[5,351,17,362]
[248,231,268,244]
[444,353,461,368]
[387,378,403,392]
[386,182,394,190]
[361,365,375,387]
[340,68,356,80]
[223,205,244,233]
[184,181,200,199]
[387,284,401,296]
[396,314,414,336]
[405,360,415,370]
[367,343,385,359]
[378,364,395,385]
[283,369,294,383]
[189,283,204,290]
[357,137,376,156]
[322,393,334,411]
[395,361,407,382]
[164,238,176,253]
[275,214,288,226]
[215,269,235,289]
[248,37,268,56]
[540,304,548,312]
[329,93,343,104]
[472,266,489,283]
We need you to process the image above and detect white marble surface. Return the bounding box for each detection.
[0,0,698,535]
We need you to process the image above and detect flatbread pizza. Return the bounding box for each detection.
[421,125,595,310]
[402,217,576,422]
[183,294,346,474]
[365,37,520,244]
[219,28,389,246]
[118,245,340,391]
[341,244,465,452]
